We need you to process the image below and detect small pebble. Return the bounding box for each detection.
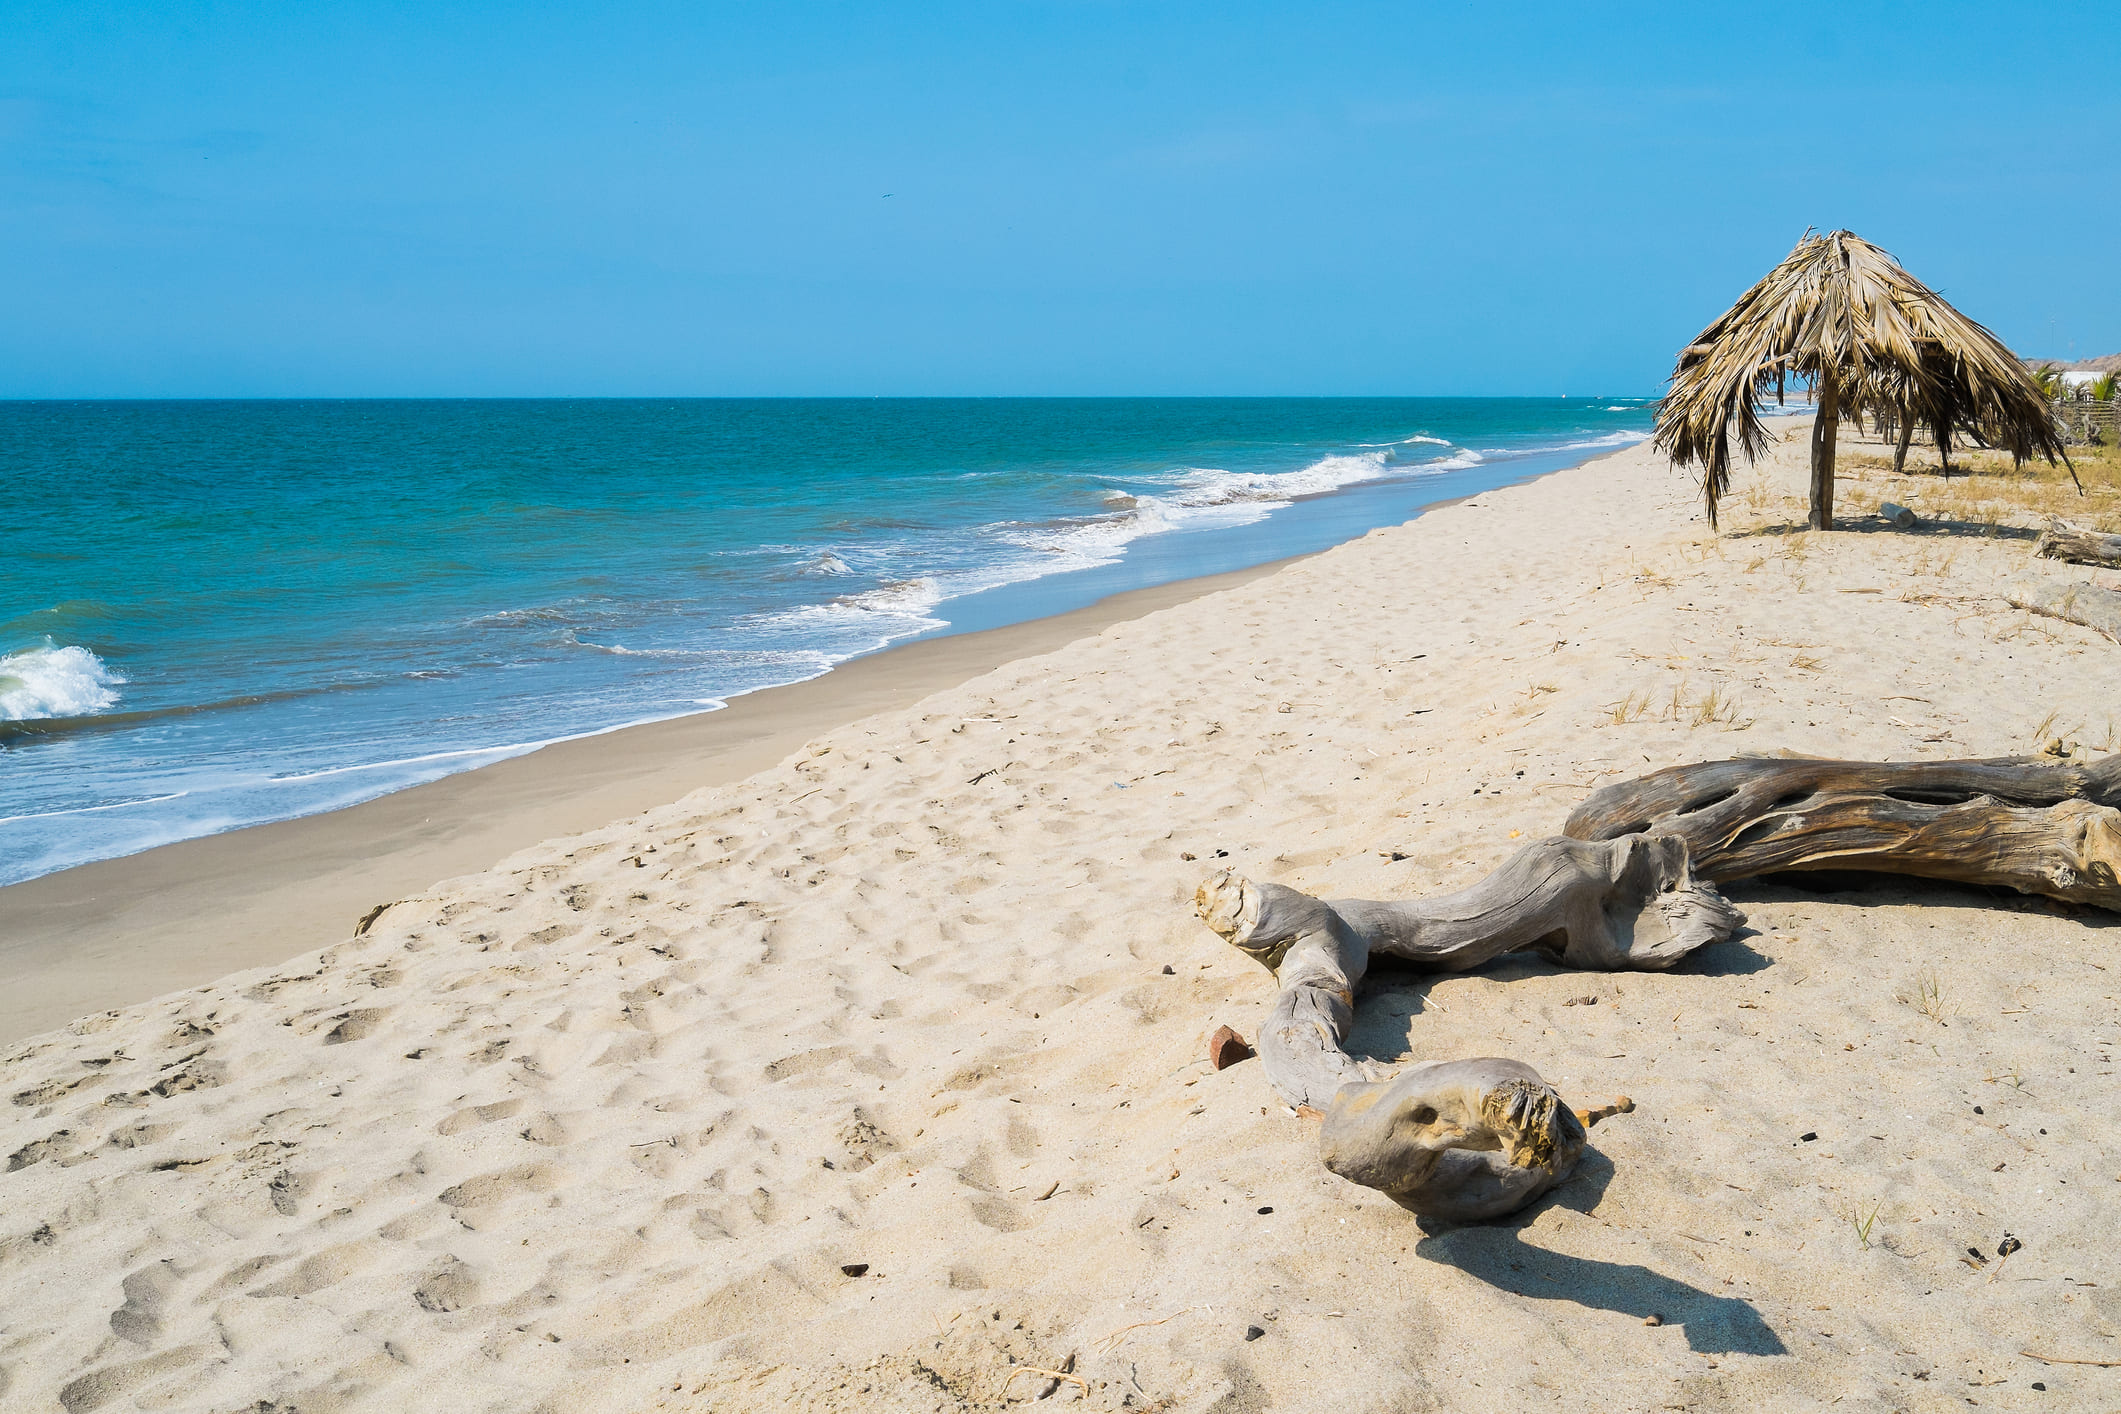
[1208,1025,1254,1070]
[2033,1381,2046,1390]
[840,1263,869,1278]
[1800,1132,1818,1143]
[1161,964,1175,976]
[1999,1235,2023,1258]
[1245,1325,1265,1342]
[1974,1106,1984,1114]
[1643,1314,1662,1326]
[1257,1206,1273,1215]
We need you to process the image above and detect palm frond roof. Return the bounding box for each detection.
[1655,230,2066,525]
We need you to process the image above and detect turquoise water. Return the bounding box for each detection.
[0,398,1653,883]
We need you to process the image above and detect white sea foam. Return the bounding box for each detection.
[774,577,948,629]
[977,448,1487,585]
[0,791,189,826]
[1492,430,1650,455]
[0,642,124,720]
[1170,449,1475,511]
[838,578,945,617]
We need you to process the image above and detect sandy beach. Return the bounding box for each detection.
[0,561,1299,1049]
[5,422,2120,1413]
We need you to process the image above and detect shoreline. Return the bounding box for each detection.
[0,438,1643,1046]
[0,557,1300,1045]
[5,409,1657,892]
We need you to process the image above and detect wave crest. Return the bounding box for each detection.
[0,642,125,721]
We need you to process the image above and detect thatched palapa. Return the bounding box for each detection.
[1656,229,2073,530]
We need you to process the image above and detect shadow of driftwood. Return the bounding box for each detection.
[1678,928,1776,976]
[1413,1168,1789,1356]
[1725,873,2119,929]
[1347,925,1777,1062]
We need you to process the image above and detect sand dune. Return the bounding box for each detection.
[5,423,2118,1412]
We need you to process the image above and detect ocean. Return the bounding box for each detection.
[1,398,1654,885]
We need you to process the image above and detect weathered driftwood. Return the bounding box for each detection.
[2005,576,2121,645]
[2036,519,2121,570]
[1319,1058,1587,1223]
[1193,835,1744,1217]
[1563,754,2121,910]
[1198,752,2121,1223]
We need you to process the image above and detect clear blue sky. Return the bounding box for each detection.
[5,3,2115,397]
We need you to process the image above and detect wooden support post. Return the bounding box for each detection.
[1809,373,1841,530]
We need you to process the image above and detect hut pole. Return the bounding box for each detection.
[1808,371,1841,530]
[1892,414,1915,475]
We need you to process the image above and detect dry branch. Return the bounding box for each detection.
[1194,835,1743,1219]
[2035,520,2121,570]
[2004,576,2121,645]
[1564,755,2121,910]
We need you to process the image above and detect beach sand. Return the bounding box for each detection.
[4,422,2119,1412]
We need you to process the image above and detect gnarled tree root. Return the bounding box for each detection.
[1563,753,2121,910]
[1202,753,2118,1222]
[1194,834,1744,1218]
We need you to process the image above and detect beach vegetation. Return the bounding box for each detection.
[1830,433,2121,534]
[1899,969,1950,1025]
[1657,230,2073,531]
[1604,678,1751,729]
[1851,1200,1883,1251]
[1689,685,1739,727]
[1605,690,1652,724]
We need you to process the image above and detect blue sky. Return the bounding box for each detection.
[4,3,2116,397]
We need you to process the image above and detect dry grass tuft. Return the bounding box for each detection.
[1605,690,1652,725]
[1899,969,1950,1025]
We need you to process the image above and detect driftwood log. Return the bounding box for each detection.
[2036,520,2121,570]
[1565,754,2121,910]
[1194,834,1744,1219]
[1199,752,2120,1223]
[2005,576,2121,645]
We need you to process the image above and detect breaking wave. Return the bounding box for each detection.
[0,641,124,721]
